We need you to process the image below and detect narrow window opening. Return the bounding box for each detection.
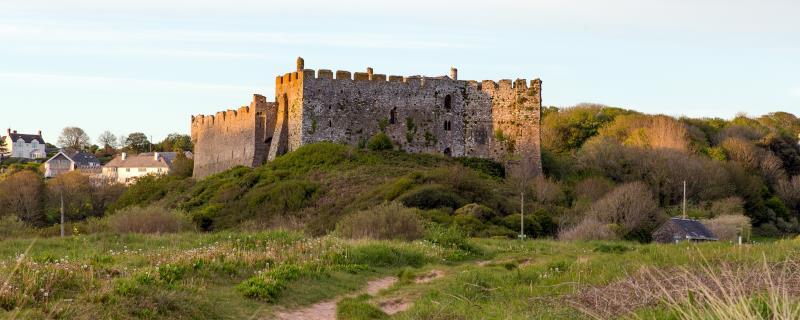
[444,94,452,111]
[444,120,452,131]
[389,107,397,124]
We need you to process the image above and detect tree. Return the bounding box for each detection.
[97,131,118,150]
[124,132,151,153]
[47,171,92,221]
[47,171,126,221]
[57,127,91,151]
[169,153,194,178]
[158,133,193,152]
[0,170,45,226]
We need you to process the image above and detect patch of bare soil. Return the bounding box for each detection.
[414,270,444,284]
[272,276,398,320]
[365,276,398,295]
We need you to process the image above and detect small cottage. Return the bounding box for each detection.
[652,217,718,243]
[44,150,102,178]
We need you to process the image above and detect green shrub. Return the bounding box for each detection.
[336,202,424,241]
[424,223,473,252]
[397,184,467,210]
[456,157,505,178]
[107,205,191,234]
[454,203,497,221]
[453,213,485,236]
[109,175,192,213]
[420,208,453,224]
[477,225,517,238]
[237,263,324,301]
[367,133,393,151]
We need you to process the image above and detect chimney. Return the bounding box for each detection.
[296,57,304,71]
[154,152,160,161]
[450,67,458,81]
[367,67,374,80]
[121,152,127,161]
[37,130,41,136]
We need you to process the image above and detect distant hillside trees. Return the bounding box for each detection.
[541,105,800,237]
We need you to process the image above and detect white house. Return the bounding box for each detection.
[1,128,46,159]
[44,150,102,178]
[102,151,192,184]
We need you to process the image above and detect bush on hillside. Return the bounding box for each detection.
[107,205,192,234]
[335,202,424,241]
[456,157,505,178]
[454,203,496,221]
[397,184,468,210]
[109,175,193,213]
[367,132,393,151]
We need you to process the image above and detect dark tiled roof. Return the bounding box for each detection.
[65,150,100,167]
[670,217,718,240]
[9,133,45,144]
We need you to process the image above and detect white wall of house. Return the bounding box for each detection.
[4,136,46,159]
[103,166,169,184]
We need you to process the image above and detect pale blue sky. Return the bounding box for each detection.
[1,0,799,144]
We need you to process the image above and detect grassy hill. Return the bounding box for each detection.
[110,142,531,237]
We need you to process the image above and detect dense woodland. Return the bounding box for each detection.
[1,106,799,242]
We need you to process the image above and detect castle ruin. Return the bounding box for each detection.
[191,58,542,179]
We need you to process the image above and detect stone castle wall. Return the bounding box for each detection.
[193,58,542,179]
[191,94,275,178]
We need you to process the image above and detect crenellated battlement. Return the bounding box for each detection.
[286,59,540,97]
[191,95,269,126]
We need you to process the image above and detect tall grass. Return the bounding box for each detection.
[335,202,424,241]
[107,205,192,234]
[572,255,800,319]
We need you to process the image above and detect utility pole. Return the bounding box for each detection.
[60,191,65,238]
[519,191,526,240]
[682,180,687,219]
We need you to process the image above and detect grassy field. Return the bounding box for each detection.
[1,231,798,319]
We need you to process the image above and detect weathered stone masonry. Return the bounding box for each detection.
[191,58,542,179]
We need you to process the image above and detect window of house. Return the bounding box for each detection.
[389,107,397,124]
[126,168,131,172]
[444,95,452,111]
[139,168,146,172]
[444,120,452,131]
